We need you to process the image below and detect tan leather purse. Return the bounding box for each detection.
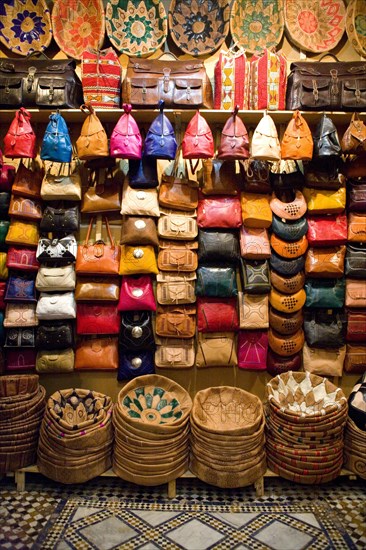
[341,113,366,154]
[121,181,160,217]
[8,195,42,220]
[159,152,199,211]
[158,244,198,272]
[305,246,346,278]
[251,113,281,161]
[156,272,196,305]
[238,291,269,329]
[155,337,195,368]
[81,169,121,214]
[41,169,82,201]
[269,307,304,335]
[196,331,237,368]
[345,279,366,308]
[344,344,366,374]
[268,327,305,357]
[270,190,307,220]
[201,158,239,195]
[36,348,74,373]
[281,110,313,161]
[4,303,38,327]
[270,234,308,259]
[75,277,120,302]
[155,304,196,339]
[76,104,109,160]
[75,337,118,370]
[303,342,345,377]
[239,226,271,259]
[120,217,159,247]
[240,192,272,228]
[158,212,198,241]
[348,212,366,242]
[36,265,76,292]
[269,288,306,313]
[270,270,305,294]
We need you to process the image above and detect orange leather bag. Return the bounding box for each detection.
[76,104,109,160]
[281,110,313,161]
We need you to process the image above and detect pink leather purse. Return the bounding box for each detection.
[117,275,156,311]
[238,330,268,370]
[110,104,142,160]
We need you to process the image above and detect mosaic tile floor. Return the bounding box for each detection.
[0,474,365,549]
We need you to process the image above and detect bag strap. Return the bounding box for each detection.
[318,53,340,62]
[84,216,115,248]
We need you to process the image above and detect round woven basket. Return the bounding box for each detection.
[0,387,46,422]
[266,437,343,462]
[38,428,113,459]
[267,456,342,484]
[346,0,366,58]
[266,414,346,442]
[0,449,37,474]
[190,454,267,489]
[191,433,264,461]
[190,414,265,448]
[268,451,343,476]
[265,401,348,432]
[113,406,190,441]
[0,374,39,399]
[269,447,343,472]
[115,440,189,464]
[113,456,188,486]
[38,451,112,484]
[114,425,190,454]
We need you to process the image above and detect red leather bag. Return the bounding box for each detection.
[76,304,120,335]
[5,349,37,371]
[197,297,239,332]
[3,108,37,159]
[217,107,250,160]
[346,309,366,343]
[6,247,40,272]
[0,282,6,309]
[117,275,156,311]
[197,194,242,228]
[182,111,214,159]
[307,214,347,247]
[238,330,268,370]
[0,149,15,191]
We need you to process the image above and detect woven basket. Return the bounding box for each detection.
[266,438,343,462]
[38,451,112,484]
[0,387,46,422]
[265,402,348,432]
[191,433,264,460]
[114,423,190,451]
[115,440,189,463]
[113,456,188,486]
[0,374,39,398]
[269,451,343,476]
[190,454,267,488]
[343,450,366,479]
[346,0,366,57]
[267,456,342,484]
[0,449,37,473]
[113,406,190,441]
[190,414,265,448]
[270,447,343,471]
[114,431,189,457]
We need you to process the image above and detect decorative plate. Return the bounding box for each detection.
[230,0,284,54]
[346,0,366,58]
[168,0,230,57]
[0,0,52,56]
[105,0,167,57]
[284,0,346,53]
[122,385,183,425]
[51,0,105,60]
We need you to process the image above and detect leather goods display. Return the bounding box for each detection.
[118,275,156,311]
[12,163,42,199]
[0,192,10,218]
[267,349,302,376]
[198,230,240,264]
[5,349,37,372]
[217,107,249,160]
[155,337,195,368]
[155,304,196,339]
[76,103,109,160]
[269,288,306,313]
[345,279,366,308]
[240,259,270,294]
[36,322,74,350]
[341,113,366,154]
[0,150,15,191]
[238,292,269,330]
[36,234,77,265]
[76,304,120,335]
[271,215,308,242]
[5,274,36,302]
[305,246,346,278]
[75,337,118,371]
[201,159,239,196]
[270,190,307,220]
[286,59,366,111]
[8,195,42,221]
[0,253,7,280]
[36,349,74,373]
[75,277,120,302]
[302,343,346,377]
[158,244,197,273]
[240,192,272,228]
[270,234,308,259]
[303,186,346,214]
[117,351,154,380]
[345,243,366,278]
[159,155,198,211]
[196,266,237,298]
[281,110,313,161]
[40,205,80,234]
[241,159,271,195]
[120,244,158,275]
[251,113,281,161]
[0,55,82,108]
[268,327,305,357]
[36,292,76,320]
[4,328,35,348]
[158,212,197,241]
[156,272,196,305]
[40,112,72,163]
[344,345,366,374]
[305,278,345,309]
[129,154,159,189]
[6,247,39,272]
[81,169,121,214]
[197,297,239,332]
[41,169,82,202]
[346,309,366,343]
[237,330,268,370]
[182,110,214,159]
[121,217,159,247]
[270,270,305,295]
[304,310,346,348]
[195,331,237,368]
[110,104,142,160]
[4,303,38,327]
[270,251,305,276]
[197,195,242,229]
[269,308,304,335]
[5,220,39,248]
[307,214,347,247]
[348,212,366,242]
[3,108,37,159]
[239,226,271,259]
[313,114,341,158]
[120,311,155,351]
[144,101,177,160]
[121,182,160,217]
[122,55,213,108]
[348,182,366,212]
[76,217,120,276]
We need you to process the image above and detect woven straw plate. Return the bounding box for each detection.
[105,0,167,57]
[284,0,346,53]
[230,0,284,54]
[346,0,366,58]
[168,0,230,57]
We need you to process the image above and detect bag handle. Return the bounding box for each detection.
[84,217,115,248]
[318,53,340,62]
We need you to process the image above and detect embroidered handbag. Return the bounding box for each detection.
[41,168,82,201]
[36,234,77,265]
[155,337,195,369]
[305,246,346,278]
[195,332,237,368]
[303,186,346,214]
[281,110,313,161]
[197,297,239,332]
[121,217,159,247]
[214,47,250,110]
[120,311,155,351]
[40,111,72,163]
[8,195,42,221]
[6,247,39,272]
[40,205,80,234]
[156,272,196,305]
[76,304,120,335]
[304,310,346,348]
[76,217,120,276]
[271,215,308,242]
[196,266,237,298]
[117,351,154,380]
[36,265,76,292]
[198,194,242,229]
[238,292,268,330]
[0,149,15,191]
[12,162,42,199]
[118,275,156,311]
[3,108,36,159]
[36,322,74,350]
[75,337,118,371]
[158,243,197,272]
[121,181,160,217]
[75,277,120,302]
[302,343,345,377]
[4,328,35,348]
[158,212,197,241]
[144,101,177,160]
[305,278,345,309]
[201,159,239,196]
[81,47,122,109]
[198,230,240,264]
[313,113,341,158]
[346,279,366,308]
[155,304,196,339]
[76,103,109,160]
[110,103,142,159]
[239,226,271,259]
[241,192,272,228]
[129,154,158,189]
[81,169,121,214]
[36,292,76,320]
[348,212,366,242]
[182,110,214,159]
[217,106,249,160]
[5,220,39,247]
[345,243,366,278]
[5,274,36,302]
[159,151,199,211]
[4,303,38,327]
[251,113,281,161]
[36,349,74,373]
[240,259,270,294]
[307,214,347,247]
[346,309,366,342]
[119,245,158,275]
[238,330,268,370]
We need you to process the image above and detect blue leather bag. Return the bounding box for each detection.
[144,101,177,160]
[40,112,72,163]
[117,350,155,381]
[5,273,37,302]
[129,153,158,189]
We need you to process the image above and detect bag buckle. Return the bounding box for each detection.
[330,69,339,98]
[48,82,54,103]
[312,79,318,102]
[26,67,37,93]
[163,68,171,93]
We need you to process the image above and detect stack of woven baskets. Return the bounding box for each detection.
[37,388,113,484]
[113,374,192,485]
[265,371,348,484]
[343,376,366,479]
[0,375,46,473]
[190,386,267,488]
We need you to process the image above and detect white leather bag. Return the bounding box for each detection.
[36,265,76,292]
[121,180,160,217]
[36,292,77,320]
[251,113,281,161]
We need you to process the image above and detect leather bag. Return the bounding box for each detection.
[36,292,76,320]
[0,220,9,247]
[81,169,121,214]
[118,275,156,311]
[303,186,346,214]
[196,266,237,298]
[0,253,8,280]
[155,304,196,339]
[307,214,347,247]
[159,152,199,211]
[6,247,39,272]
[41,168,82,201]
[8,195,42,221]
[121,181,160,217]
[117,351,154,380]
[76,304,120,335]
[348,182,366,212]
[270,234,308,259]
[305,161,345,190]
[341,113,366,154]
[5,220,39,247]
[198,195,242,229]
[269,288,306,313]
[0,149,15,191]
[268,327,305,357]
[201,159,239,196]
[121,217,159,247]
[75,277,120,302]
[267,349,302,376]
[270,270,305,295]
[346,309,366,343]
[4,303,38,327]
[305,246,346,278]
[241,192,272,228]
[128,154,158,189]
[269,307,303,335]
[36,234,77,265]
[5,274,36,302]
[272,215,308,242]
[158,244,197,273]
[36,349,74,373]
[239,226,270,259]
[251,113,281,161]
[198,230,240,264]
[195,332,237,368]
[313,114,341,158]
[348,212,366,242]
[144,100,177,160]
[345,279,366,308]
[75,337,118,371]
[12,162,42,199]
[6,349,36,371]
[120,311,155,351]
[156,272,196,305]
[344,345,366,374]
[241,159,271,194]
[40,112,72,163]
[76,104,109,160]
[76,217,120,276]
[237,330,268,370]
[36,322,74,350]
[3,108,36,159]
[345,243,366,278]
[120,244,158,275]
[0,191,10,218]
[110,103,142,159]
[270,251,305,276]
[270,190,307,220]
[197,297,239,332]
[36,264,76,293]
[305,278,345,309]
[155,337,195,369]
[4,327,35,348]
[240,259,270,294]
[158,212,197,241]
[281,110,313,161]
[182,111,214,159]
[217,107,249,160]
[304,310,346,348]
[302,343,346,377]
[40,205,80,234]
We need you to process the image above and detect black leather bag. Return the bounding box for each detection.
[40,206,80,234]
[304,158,344,190]
[240,159,272,194]
[304,310,346,348]
[345,243,366,278]
[272,214,308,242]
[313,114,341,158]
[270,251,305,276]
[36,322,74,350]
[196,265,237,297]
[4,327,35,347]
[119,311,155,351]
[198,230,240,264]
[240,259,270,294]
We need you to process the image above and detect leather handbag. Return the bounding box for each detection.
[197,297,239,332]
[304,310,346,348]
[305,246,346,278]
[0,192,10,218]
[158,244,197,273]
[217,107,249,160]
[3,108,37,159]
[36,349,74,373]
[201,159,239,196]
[12,162,42,199]
[345,243,366,278]
[110,103,142,159]
[75,277,120,302]
[36,292,76,320]
[0,253,8,280]
[117,351,154,380]
[119,244,158,275]
[36,234,77,265]
[0,220,9,247]
[4,303,38,327]
[182,111,214,159]
[41,168,82,201]
[238,292,269,330]
[251,113,281,161]
[305,161,345,190]
[348,212,366,242]
[240,192,272,228]
[348,182,366,212]
[196,331,237,368]
[0,149,15,191]
[270,190,307,220]
[81,169,121,214]
[344,153,366,179]
[269,307,303,335]
[158,212,197,241]
[307,214,347,247]
[196,266,237,298]
[0,282,6,309]
[268,327,305,357]
[76,217,120,276]
[40,112,72,163]
[120,311,155,351]
[6,247,39,272]
[156,272,196,305]
[5,274,36,302]
[123,54,213,108]
[8,195,42,221]
[76,103,109,160]
[121,181,160,217]
[40,205,80,234]
[129,154,158,189]
[267,349,302,376]
[155,337,195,369]
[270,270,305,295]
[281,110,313,161]
[198,230,240,264]
[6,349,37,371]
[239,226,271,259]
[159,152,199,211]
[35,265,75,292]
[76,304,120,335]
[305,278,345,309]
[313,114,341,158]
[341,113,366,154]
[155,304,196,339]
[269,288,306,313]
[144,101,177,160]
[237,330,268,370]
[346,279,366,308]
[75,337,118,370]
[303,186,346,214]
[4,327,35,348]
[272,215,308,242]
[240,259,270,294]
[241,159,271,194]
[346,309,366,343]
[118,275,156,311]
[5,220,39,247]
[121,217,159,247]
[302,343,346,377]
[36,322,74,350]
[344,345,366,374]
[198,195,242,229]
[270,251,305,276]
[270,234,308,259]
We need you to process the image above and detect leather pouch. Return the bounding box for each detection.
[303,186,346,214]
[5,349,36,371]
[81,169,121,214]
[36,265,76,292]
[269,287,306,313]
[12,162,42,199]
[36,322,74,350]
[119,244,158,275]
[36,292,76,320]
[346,309,366,342]
[36,234,77,265]
[158,212,197,241]
[5,273,36,302]
[345,243,366,278]
[270,270,305,295]
[201,159,239,195]
[281,110,313,161]
[197,297,239,332]
[348,212,366,242]
[240,192,272,228]
[217,107,249,160]
[41,169,82,201]
[268,327,305,357]
[121,181,160,217]
[240,259,270,294]
[270,189,307,220]
[121,217,159,247]
[237,330,268,370]
[36,348,74,373]
[270,251,305,276]
[270,233,308,259]
[304,310,346,348]
[8,195,42,220]
[345,279,366,308]
[269,307,303,335]
[198,230,240,264]
[75,277,120,302]
[156,272,196,305]
[196,331,237,368]
[118,275,156,311]
[196,266,237,298]
[272,215,308,242]
[4,327,35,348]
[238,292,269,329]
[75,337,118,370]
[307,213,347,246]
[197,194,242,229]
[239,226,270,259]
[344,344,366,374]
[117,350,154,380]
[305,246,346,278]
[267,348,302,376]
[4,303,38,327]
[120,311,155,351]
[155,304,196,339]
[40,205,80,234]
[303,343,346,377]
[6,247,39,272]
[5,220,39,247]
[305,278,345,308]
[76,103,109,160]
[158,245,197,272]
[76,304,120,335]
[155,337,195,368]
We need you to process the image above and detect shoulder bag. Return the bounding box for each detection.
[269,288,306,314]
[110,103,142,159]
[8,195,42,221]
[76,217,120,276]
[158,243,197,273]
[348,212,366,242]
[6,247,39,272]
[239,226,270,259]
[121,180,160,217]
[344,345,366,374]
[36,349,74,373]
[198,230,240,264]
[251,113,280,161]
[272,215,308,242]
[144,100,177,160]
[345,243,366,278]
[41,166,82,201]
[36,292,76,320]
[346,309,366,342]
[36,265,76,292]
[159,150,199,211]
[270,233,308,259]
[217,107,249,160]
[4,303,38,327]
[40,205,80,234]
[75,276,120,302]
[241,192,272,228]
[196,332,237,368]
[198,194,242,229]
[118,275,156,311]
[303,186,346,214]
[76,103,109,160]
[76,304,120,335]
[240,259,270,294]
[241,159,271,194]
[270,270,305,295]
[75,337,118,371]
[117,351,155,380]
[81,168,121,214]
[12,162,42,199]
[269,307,303,335]
[268,327,305,357]
[120,244,158,275]
[345,279,366,308]
[36,234,77,265]
[121,216,159,247]
[155,304,196,339]
[238,330,268,370]
[182,110,214,159]
[305,246,346,278]
[197,297,239,332]
[4,327,35,348]
[155,337,195,369]
[120,311,155,351]
[307,214,347,247]
[3,108,36,159]
[5,220,39,247]
[158,212,197,241]
[5,273,36,302]
[304,310,346,348]
[196,266,237,298]
[281,110,313,161]
[40,111,72,163]
[305,278,345,309]
[303,343,345,377]
[36,322,74,350]
[201,159,239,196]
[156,272,196,305]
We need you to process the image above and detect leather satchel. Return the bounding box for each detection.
[155,337,195,369]
[341,113,366,154]
[238,292,268,330]
[158,244,197,273]
[270,234,308,259]
[281,110,313,161]
[269,307,303,335]
[303,186,346,214]
[346,309,366,342]
[313,113,341,158]
[36,322,74,350]
[76,304,120,335]
[268,327,305,357]
[305,278,345,309]
[307,214,347,247]
[198,229,240,264]
[345,243,366,278]
[237,330,268,370]
[3,108,37,159]
[156,272,196,305]
[345,279,366,308]
[159,153,198,211]
[217,107,249,160]
[304,310,346,348]
[120,311,155,351]
[81,169,121,214]
[36,292,76,320]
[118,275,156,311]
[348,212,366,242]
[75,337,118,370]
[182,110,214,160]
[117,351,154,380]
[239,226,270,259]
[120,244,158,275]
[8,195,42,221]
[155,304,196,339]
[344,344,366,374]
[36,234,77,265]
[12,162,42,199]
[302,343,346,377]
[4,303,38,327]
[76,103,109,160]
[201,159,239,196]
[41,169,82,201]
[272,215,308,242]
[348,182,366,212]
[195,331,237,368]
[240,259,270,294]
[198,194,242,229]
[196,266,237,298]
[121,217,159,247]
[4,327,35,348]
[75,277,120,302]
[305,246,346,278]
[121,181,160,217]
[6,247,39,272]
[40,205,80,234]
[241,192,272,228]
[36,349,74,373]
[76,217,120,276]
[158,212,197,241]
[5,273,36,302]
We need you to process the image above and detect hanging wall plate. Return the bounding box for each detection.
[105,0,167,57]
[0,0,52,56]
[346,0,366,58]
[51,0,105,61]
[168,0,230,57]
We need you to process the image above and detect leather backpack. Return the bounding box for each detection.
[182,110,214,159]
[110,103,142,160]
[40,111,72,163]
[76,103,109,160]
[3,108,37,159]
[313,113,341,158]
[281,110,313,161]
[251,113,280,161]
[217,106,249,160]
[144,100,177,160]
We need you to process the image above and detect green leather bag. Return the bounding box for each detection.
[196,266,238,298]
[305,278,345,309]
[271,214,308,242]
[0,221,10,247]
[0,193,10,218]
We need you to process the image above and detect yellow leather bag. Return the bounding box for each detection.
[240,192,272,228]
[303,186,346,215]
[5,220,39,247]
[0,252,8,280]
[119,244,158,275]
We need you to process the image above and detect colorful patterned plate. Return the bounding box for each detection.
[346,0,366,58]
[122,385,183,425]
[0,0,52,56]
[105,0,167,57]
[51,0,105,61]
[230,0,284,55]
[285,0,346,53]
[168,0,230,57]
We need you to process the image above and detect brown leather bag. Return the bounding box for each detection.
[269,288,306,313]
[305,246,346,278]
[12,162,42,199]
[75,337,119,370]
[267,348,302,376]
[75,277,120,302]
[158,243,198,272]
[217,107,249,160]
[8,195,42,220]
[345,279,366,308]
[201,159,239,195]
[159,151,198,211]
[270,270,305,294]
[76,104,109,160]
[268,327,305,357]
[81,168,121,214]
[341,113,366,154]
[270,234,308,259]
[120,217,159,247]
[269,307,304,335]
[155,304,196,339]
[348,212,366,242]
[75,217,120,276]
[281,110,313,161]
[156,272,196,305]
[344,344,366,373]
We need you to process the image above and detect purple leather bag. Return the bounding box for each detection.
[110,103,142,160]
[0,149,16,191]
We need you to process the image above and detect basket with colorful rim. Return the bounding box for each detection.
[346,0,366,58]
[267,456,342,484]
[266,438,344,461]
